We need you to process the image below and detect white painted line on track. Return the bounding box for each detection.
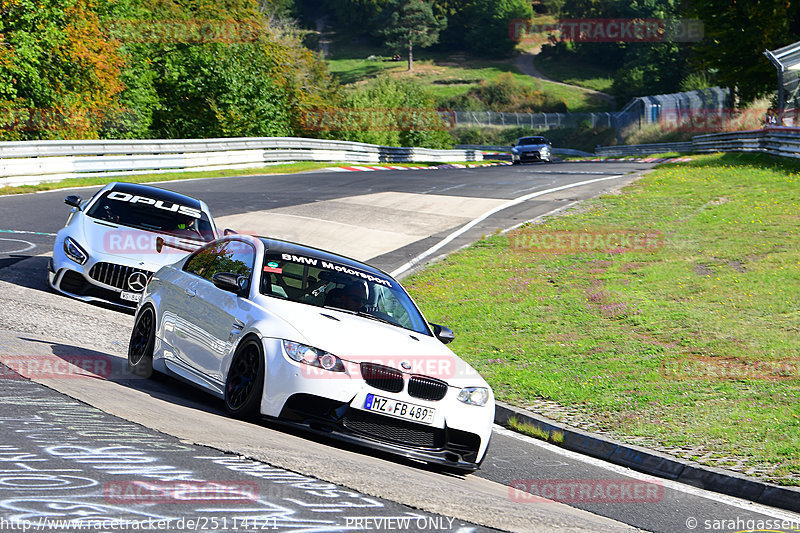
[492,425,800,523]
[390,174,627,277]
[0,229,57,237]
[0,238,36,254]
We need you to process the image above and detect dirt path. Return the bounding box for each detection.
[514,49,616,106]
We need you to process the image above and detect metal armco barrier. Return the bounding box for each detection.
[596,128,800,158]
[595,141,693,156]
[0,137,483,187]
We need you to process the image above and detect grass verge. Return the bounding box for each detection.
[405,152,800,484]
[326,55,610,112]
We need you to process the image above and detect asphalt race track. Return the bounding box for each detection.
[1,161,798,533]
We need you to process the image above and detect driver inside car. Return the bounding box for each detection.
[326,282,368,312]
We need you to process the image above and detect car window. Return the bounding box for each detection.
[184,240,255,282]
[85,190,216,241]
[518,137,547,145]
[260,252,430,335]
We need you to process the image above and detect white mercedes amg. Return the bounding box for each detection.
[48,182,219,309]
[128,235,494,472]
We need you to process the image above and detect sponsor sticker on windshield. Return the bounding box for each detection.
[107,191,202,218]
[263,261,282,274]
[279,253,393,288]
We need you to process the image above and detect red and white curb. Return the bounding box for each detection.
[325,162,513,172]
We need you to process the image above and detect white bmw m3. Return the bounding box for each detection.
[128,234,494,472]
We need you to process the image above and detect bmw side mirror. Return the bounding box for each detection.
[223,228,238,236]
[212,272,249,296]
[511,143,516,147]
[65,195,82,209]
[432,324,455,344]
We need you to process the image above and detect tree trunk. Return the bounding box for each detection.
[408,39,413,71]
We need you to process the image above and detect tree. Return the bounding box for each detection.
[688,0,800,103]
[463,0,533,56]
[378,0,446,71]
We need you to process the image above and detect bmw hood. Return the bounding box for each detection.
[263,299,487,387]
[75,217,204,271]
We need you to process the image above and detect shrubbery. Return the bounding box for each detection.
[310,76,454,148]
[442,73,567,113]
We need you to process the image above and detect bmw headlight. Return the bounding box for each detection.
[283,340,344,372]
[457,387,489,406]
[63,237,88,265]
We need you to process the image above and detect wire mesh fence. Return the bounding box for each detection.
[450,111,637,130]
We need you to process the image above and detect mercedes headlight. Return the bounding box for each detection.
[457,387,489,406]
[63,237,88,265]
[283,340,344,372]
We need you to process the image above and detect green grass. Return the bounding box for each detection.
[406,152,800,484]
[0,160,494,195]
[508,417,565,444]
[535,53,615,94]
[326,54,611,112]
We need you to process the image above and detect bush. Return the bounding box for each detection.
[312,76,454,148]
[441,73,568,113]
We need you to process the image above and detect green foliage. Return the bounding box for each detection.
[313,75,453,148]
[376,0,445,70]
[151,43,293,138]
[442,72,567,113]
[688,0,800,102]
[462,0,533,56]
[0,0,128,139]
[0,0,338,141]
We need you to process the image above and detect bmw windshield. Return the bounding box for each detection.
[260,251,431,335]
[85,190,216,241]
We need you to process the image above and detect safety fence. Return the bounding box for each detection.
[0,137,483,187]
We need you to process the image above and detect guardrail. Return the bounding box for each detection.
[595,141,693,156]
[0,137,483,187]
[456,145,594,157]
[596,128,800,158]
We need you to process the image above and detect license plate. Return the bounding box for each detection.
[120,291,141,303]
[364,394,435,425]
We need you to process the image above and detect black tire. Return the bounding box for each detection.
[224,338,265,419]
[128,306,155,378]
